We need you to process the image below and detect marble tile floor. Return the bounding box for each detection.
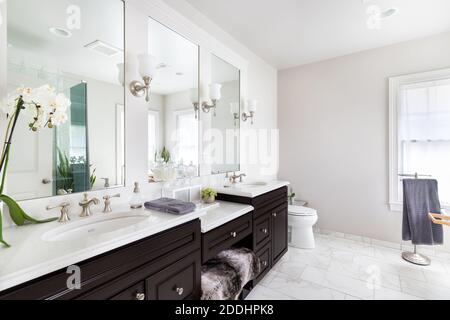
[246,233,450,300]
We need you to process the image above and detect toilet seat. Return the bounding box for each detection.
[288,205,317,217]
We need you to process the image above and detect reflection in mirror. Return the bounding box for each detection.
[6,0,125,200]
[210,55,240,174]
[147,18,199,183]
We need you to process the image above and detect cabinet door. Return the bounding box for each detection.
[146,251,201,300]
[271,206,288,264]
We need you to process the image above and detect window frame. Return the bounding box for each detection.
[389,67,450,212]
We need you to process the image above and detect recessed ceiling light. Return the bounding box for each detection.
[176,72,184,76]
[49,27,72,38]
[380,8,399,19]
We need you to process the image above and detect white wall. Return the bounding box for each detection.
[279,32,450,243]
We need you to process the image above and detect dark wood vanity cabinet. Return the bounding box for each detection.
[217,186,289,283]
[0,220,202,301]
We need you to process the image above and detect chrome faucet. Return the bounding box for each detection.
[229,172,247,184]
[79,193,100,217]
[46,202,71,223]
[103,193,121,213]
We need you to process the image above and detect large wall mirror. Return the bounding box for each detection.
[6,0,125,200]
[209,54,240,174]
[147,17,200,183]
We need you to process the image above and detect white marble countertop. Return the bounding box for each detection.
[213,180,290,198]
[0,203,216,292]
[200,201,254,233]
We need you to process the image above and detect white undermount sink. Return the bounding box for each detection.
[41,212,150,242]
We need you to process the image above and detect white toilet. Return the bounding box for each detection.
[288,205,318,249]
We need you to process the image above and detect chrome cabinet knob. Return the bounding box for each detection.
[230,232,237,238]
[272,212,278,218]
[262,261,268,267]
[176,287,184,296]
[136,293,145,300]
[261,228,268,235]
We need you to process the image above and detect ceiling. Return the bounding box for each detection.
[181,0,450,69]
[8,0,124,85]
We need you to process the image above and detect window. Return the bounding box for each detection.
[389,69,450,211]
[148,110,159,170]
[175,110,198,166]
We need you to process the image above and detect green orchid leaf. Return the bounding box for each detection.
[0,194,57,226]
[0,208,11,248]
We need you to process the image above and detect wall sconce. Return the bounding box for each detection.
[130,54,157,102]
[242,100,258,125]
[201,83,222,116]
[230,102,240,126]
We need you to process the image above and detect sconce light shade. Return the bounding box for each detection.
[247,99,258,113]
[230,102,240,115]
[209,83,222,101]
[138,54,157,78]
[117,63,125,86]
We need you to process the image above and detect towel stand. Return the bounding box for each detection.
[399,173,433,266]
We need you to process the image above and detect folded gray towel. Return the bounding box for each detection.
[144,198,196,215]
[402,179,443,245]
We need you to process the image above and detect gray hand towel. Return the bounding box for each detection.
[144,198,196,215]
[402,179,443,245]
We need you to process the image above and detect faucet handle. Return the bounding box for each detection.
[103,194,121,213]
[47,202,71,223]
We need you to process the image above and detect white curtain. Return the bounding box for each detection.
[399,79,450,204]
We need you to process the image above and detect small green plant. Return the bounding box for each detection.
[57,148,74,192]
[90,166,97,189]
[288,188,296,204]
[160,147,171,164]
[202,188,217,200]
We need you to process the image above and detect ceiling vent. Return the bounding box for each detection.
[84,40,122,57]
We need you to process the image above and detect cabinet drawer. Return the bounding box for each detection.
[202,213,253,263]
[110,282,146,301]
[254,212,271,250]
[254,243,272,284]
[146,251,201,300]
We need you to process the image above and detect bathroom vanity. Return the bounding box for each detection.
[215,183,289,283]
[0,183,288,300]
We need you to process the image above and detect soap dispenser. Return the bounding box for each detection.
[130,182,143,209]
